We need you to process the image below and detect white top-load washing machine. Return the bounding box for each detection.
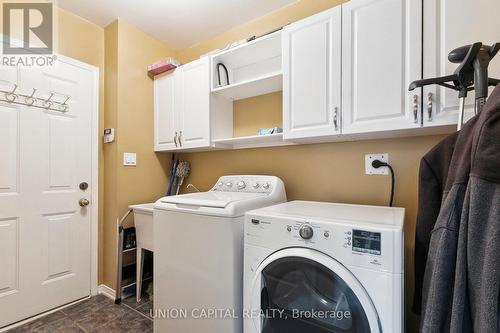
[244,201,405,333]
[154,175,286,333]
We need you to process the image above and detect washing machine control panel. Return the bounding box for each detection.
[246,215,402,273]
[211,176,280,194]
[282,222,334,244]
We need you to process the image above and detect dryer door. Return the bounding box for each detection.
[249,248,380,333]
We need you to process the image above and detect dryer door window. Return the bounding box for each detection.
[259,256,372,333]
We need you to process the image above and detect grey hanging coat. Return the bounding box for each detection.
[420,85,500,332]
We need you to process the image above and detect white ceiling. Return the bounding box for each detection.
[57,0,296,50]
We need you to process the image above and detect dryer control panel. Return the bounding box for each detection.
[211,175,281,194]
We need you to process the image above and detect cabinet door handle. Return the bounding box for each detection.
[413,95,419,124]
[333,107,339,131]
[174,132,178,147]
[179,131,182,147]
[427,93,433,121]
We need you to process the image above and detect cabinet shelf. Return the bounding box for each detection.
[212,71,282,100]
[211,31,282,101]
[213,133,294,150]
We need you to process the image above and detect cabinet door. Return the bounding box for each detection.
[282,6,342,140]
[154,71,178,151]
[423,0,500,127]
[178,57,211,149]
[342,0,422,134]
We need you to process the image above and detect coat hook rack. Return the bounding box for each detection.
[0,81,70,113]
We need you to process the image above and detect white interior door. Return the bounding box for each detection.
[178,57,210,149]
[423,0,500,127]
[282,6,342,140]
[342,0,422,134]
[0,57,96,328]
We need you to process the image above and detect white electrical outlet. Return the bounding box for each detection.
[365,153,389,175]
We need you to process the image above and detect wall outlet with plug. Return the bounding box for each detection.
[365,153,389,175]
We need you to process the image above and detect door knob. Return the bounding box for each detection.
[79,198,90,207]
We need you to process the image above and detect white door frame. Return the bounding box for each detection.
[1,36,100,297]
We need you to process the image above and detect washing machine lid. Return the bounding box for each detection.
[159,191,267,209]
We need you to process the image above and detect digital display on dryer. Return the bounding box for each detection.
[352,230,381,255]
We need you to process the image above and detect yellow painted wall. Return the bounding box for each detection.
[102,20,175,288]
[233,92,283,137]
[178,0,349,62]
[175,0,437,330]
[103,21,119,288]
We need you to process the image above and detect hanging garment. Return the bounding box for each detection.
[418,85,500,332]
[413,132,458,314]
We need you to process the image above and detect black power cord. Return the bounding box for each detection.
[372,160,395,207]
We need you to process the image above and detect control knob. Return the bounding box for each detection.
[253,183,260,189]
[299,224,314,240]
[237,181,246,190]
[226,182,233,188]
[262,182,270,190]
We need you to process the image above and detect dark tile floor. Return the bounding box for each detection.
[6,294,153,333]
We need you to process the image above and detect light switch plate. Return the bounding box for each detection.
[123,152,137,166]
[365,153,389,175]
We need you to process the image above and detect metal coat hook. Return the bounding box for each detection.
[44,92,54,109]
[5,84,18,103]
[25,88,37,106]
[59,96,70,112]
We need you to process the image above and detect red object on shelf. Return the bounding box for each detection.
[148,57,181,78]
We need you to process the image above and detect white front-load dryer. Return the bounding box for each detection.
[244,201,405,333]
[154,175,286,333]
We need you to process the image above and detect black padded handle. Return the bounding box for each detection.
[449,45,475,63]
[489,43,500,59]
[216,63,229,86]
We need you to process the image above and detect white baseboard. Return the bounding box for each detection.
[97,284,116,300]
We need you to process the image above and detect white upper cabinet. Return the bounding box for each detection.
[153,1,500,152]
[154,57,212,151]
[178,57,211,149]
[342,0,422,134]
[154,71,177,151]
[282,6,342,140]
[423,0,500,127]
